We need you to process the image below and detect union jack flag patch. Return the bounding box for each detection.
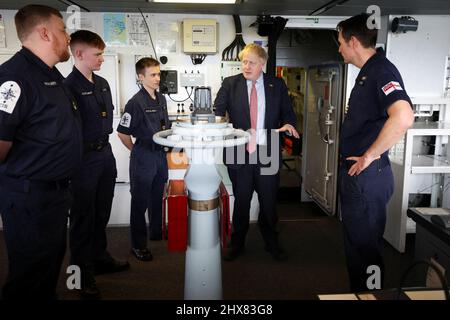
[381,81,403,96]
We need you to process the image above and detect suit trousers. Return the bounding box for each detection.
[339,160,394,292]
[227,160,280,249]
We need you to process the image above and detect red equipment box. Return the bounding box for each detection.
[163,180,230,252]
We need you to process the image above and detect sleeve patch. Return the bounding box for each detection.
[0,81,21,114]
[381,81,403,96]
[120,112,132,128]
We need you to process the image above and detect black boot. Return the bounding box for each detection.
[94,257,130,276]
[80,265,101,300]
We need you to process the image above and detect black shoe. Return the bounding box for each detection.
[265,244,288,261]
[80,282,101,300]
[131,248,153,261]
[80,270,101,300]
[94,258,130,276]
[223,246,244,261]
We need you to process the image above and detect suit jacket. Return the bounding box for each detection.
[214,73,296,168]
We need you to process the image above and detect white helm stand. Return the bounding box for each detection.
[153,117,249,300]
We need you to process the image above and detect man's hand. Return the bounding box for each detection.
[0,140,12,163]
[346,100,413,177]
[276,124,300,139]
[346,154,380,176]
[117,132,134,151]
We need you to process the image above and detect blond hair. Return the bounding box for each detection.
[238,43,268,62]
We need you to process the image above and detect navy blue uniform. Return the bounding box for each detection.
[339,48,412,292]
[117,88,169,249]
[0,47,82,299]
[64,67,117,274]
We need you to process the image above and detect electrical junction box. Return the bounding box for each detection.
[182,19,218,54]
[179,72,205,87]
[160,70,178,94]
[221,61,242,82]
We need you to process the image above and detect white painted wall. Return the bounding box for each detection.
[96,14,263,114]
[0,10,266,113]
[386,15,450,98]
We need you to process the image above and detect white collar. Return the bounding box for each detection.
[246,73,263,85]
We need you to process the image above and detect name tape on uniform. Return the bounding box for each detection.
[0,81,21,114]
[381,81,403,96]
[44,81,58,87]
[120,112,132,128]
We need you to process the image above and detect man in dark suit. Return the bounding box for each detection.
[214,43,299,261]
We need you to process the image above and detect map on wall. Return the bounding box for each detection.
[103,13,127,46]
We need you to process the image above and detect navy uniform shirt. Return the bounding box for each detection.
[117,88,170,148]
[0,47,82,181]
[64,66,114,143]
[340,48,413,158]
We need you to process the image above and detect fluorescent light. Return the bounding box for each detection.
[151,0,236,3]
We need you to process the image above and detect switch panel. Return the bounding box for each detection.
[221,61,242,82]
[179,72,205,87]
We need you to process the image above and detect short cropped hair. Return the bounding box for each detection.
[15,4,63,42]
[238,43,268,62]
[337,13,377,48]
[135,57,160,76]
[70,30,106,51]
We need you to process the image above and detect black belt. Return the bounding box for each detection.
[84,138,109,153]
[135,139,164,152]
[0,175,71,193]
[339,155,390,171]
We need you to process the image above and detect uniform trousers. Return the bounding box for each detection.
[0,177,71,300]
[129,145,168,249]
[338,158,394,292]
[69,144,117,272]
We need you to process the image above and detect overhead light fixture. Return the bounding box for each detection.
[151,0,237,3]
[309,0,349,16]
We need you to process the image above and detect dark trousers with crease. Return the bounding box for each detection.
[338,159,394,292]
[129,145,168,249]
[227,159,280,250]
[69,144,117,271]
[0,179,71,300]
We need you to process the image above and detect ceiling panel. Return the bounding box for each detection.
[1,0,450,15]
